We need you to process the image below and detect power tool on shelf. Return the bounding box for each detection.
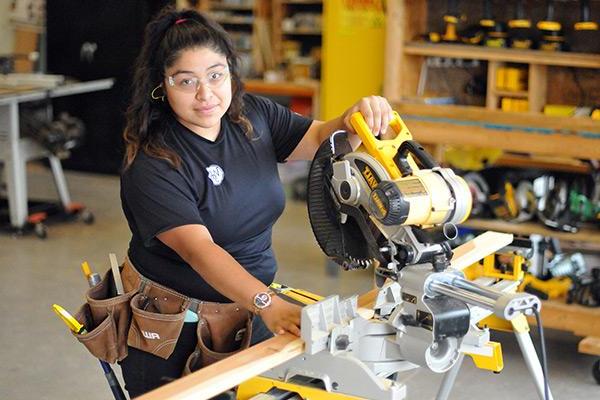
[537,0,566,51]
[239,113,552,400]
[428,0,462,43]
[508,0,535,49]
[571,0,600,53]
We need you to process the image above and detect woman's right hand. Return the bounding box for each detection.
[260,297,302,337]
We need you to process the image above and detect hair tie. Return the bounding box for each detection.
[175,18,187,25]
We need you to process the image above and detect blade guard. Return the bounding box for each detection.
[349,111,416,180]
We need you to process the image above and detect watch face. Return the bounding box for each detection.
[254,292,272,309]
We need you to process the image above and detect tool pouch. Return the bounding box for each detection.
[128,292,189,360]
[73,269,135,363]
[182,303,252,375]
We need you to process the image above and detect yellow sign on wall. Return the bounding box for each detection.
[339,0,385,34]
[322,0,386,119]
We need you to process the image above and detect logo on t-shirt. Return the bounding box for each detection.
[206,164,225,186]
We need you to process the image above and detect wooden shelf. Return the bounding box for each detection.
[394,103,600,160]
[243,79,318,97]
[403,42,600,69]
[493,89,528,98]
[213,17,253,25]
[494,153,591,174]
[282,28,321,35]
[462,219,600,245]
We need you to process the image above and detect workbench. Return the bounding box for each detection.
[0,78,114,232]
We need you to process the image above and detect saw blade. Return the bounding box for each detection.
[306,133,383,270]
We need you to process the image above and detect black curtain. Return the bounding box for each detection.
[46,0,172,174]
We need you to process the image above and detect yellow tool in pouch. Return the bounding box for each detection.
[53,304,86,335]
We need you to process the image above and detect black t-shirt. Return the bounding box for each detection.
[121,94,313,302]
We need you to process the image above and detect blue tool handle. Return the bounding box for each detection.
[101,361,127,400]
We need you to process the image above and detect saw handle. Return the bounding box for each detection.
[394,140,439,177]
[349,111,413,180]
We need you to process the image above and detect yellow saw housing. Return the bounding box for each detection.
[348,112,472,228]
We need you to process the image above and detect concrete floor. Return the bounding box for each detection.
[0,165,598,399]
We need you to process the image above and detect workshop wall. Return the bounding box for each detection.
[0,0,14,54]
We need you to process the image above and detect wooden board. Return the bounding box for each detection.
[450,231,513,271]
[403,42,600,69]
[138,232,512,400]
[406,120,600,160]
[243,79,317,97]
[463,219,600,245]
[578,336,600,356]
[393,103,600,134]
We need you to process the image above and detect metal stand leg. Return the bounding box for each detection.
[1,102,29,229]
[48,155,71,209]
[510,315,553,400]
[435,353,464,400]
[514,330,553,400]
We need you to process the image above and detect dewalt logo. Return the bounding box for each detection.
[370,191,388,218]
[361,165,379,190]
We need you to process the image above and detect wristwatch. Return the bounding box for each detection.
[252,291,273,314]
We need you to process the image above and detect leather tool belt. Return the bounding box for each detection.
[73,257,252,374]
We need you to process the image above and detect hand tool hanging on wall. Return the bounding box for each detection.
[537,0,566,51]
[508,0,535,49]
[570,0,600,53]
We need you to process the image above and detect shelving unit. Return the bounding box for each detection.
[272,0,322,79]
[385,1,600,368]
[384,2,600,112]
[197,0,265,77]
[401,43,600,111]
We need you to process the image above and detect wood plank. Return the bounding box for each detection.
[138,232,507,399]
[243,79,317,97]
[405,120,600,160]
[393,103,600,134]
[486,61,501,110]
[138,334,304,400]
[450,231,514,271]
[462,219,600,245]
[528,64,547,113]
[578,336,600,356]
[403,42,600,69]
[383,0,402,100]
[399,1,427,100]
[494,153,591,174]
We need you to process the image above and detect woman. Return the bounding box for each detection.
[119,5,395,398]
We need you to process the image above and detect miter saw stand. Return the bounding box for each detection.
[240,244,552,400]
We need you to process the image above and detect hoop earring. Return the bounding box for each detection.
[151,84,165,102]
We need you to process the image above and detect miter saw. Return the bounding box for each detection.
[238,113,552,400]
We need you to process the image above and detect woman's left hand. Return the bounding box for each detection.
[342,96,395,137]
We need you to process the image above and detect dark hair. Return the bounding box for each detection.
[123,6,252,170]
